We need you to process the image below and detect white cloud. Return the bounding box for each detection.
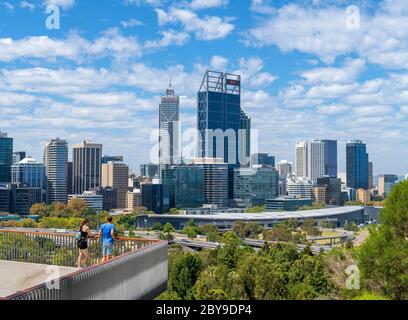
[210,55,229,70]
[3,2,14,10]
[44,0,75,9]
[235,57,277,88]
[144,30,190,49]
[155,7,234,40]
[20,1,35,11]
[120,18,144,28]
[190,0,229,11]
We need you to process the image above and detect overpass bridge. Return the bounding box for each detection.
[0,229,168,300]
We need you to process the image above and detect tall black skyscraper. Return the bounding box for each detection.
[0,132,13,183]
[322,139,337,178]
[346,140,369,189]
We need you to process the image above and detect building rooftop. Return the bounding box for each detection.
[148,206,364,221]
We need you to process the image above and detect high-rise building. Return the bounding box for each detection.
[0,132,13,183]
[142,183,170,214]
[234,166,279,207]
[346,140,369,190]
[378,174,399,198]
[94,187,117,211]
[368,162,374,189]
[322,139,338,178]
[102,155,123,164]
[72,141,102,195]
[193,158,229,208]
[239,110,251,166]
[311,187,326,205]
[44,138,68,204]
[140,163,159,178]
[317,177,342,205]
[161,166,176,209]
[278,160,293,177]
[197,71,248,201]
[251,153,275,167]
[102,161,129,209]
[309,140,326,183]
[159,84,180,173]
[67,161,73,195]
[13,151,26,165]
[287,177,312,199]
[356,188,371,204]
[11,157,46,201]
[175,165,204,209]
[126,188,142,210]
[296,141,308,179]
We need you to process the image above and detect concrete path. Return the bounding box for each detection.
[0,260,77,298]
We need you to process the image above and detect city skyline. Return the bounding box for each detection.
[1,0,408,174]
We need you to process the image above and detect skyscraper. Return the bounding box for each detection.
[346,140,369,190]
[197,71,248,200]
[368,162,374,189]
[239,109,251,166]
[322,139,337,178]
[378,174,399,198]
[159,83,180,173]
[102,155,123,164]
[251,153,275,167]
[72,141,102,195]
[140,163,159,178]
[309,140,325,183]
[0,132,13,183]
[296,141,308,179]
[44,138,68,204]
[13,151,26,165]
[102,161,129,209]
[11,157,46,201]
[278,160,293,177]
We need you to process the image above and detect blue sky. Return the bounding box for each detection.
[0,0,407,175]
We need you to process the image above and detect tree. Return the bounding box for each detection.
[233,221,247,238]
[358,180,408,299]
[152,222,163,231]
[264,224,292,242]
[49,202,69,218]
[30,203,48,217]
[182,220,200,239]
[67,198,88,217]
[169,208,179,215]
[163,223,176,234]
[169,253,202,300]
[344,222,359,232]
[245,205,266,213]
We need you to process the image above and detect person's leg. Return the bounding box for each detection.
[82,249,89,267]
[77,250,82,268]
[102,243,107,263]
[106,243,113,261]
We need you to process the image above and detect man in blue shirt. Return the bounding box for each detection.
[98,216,117,263]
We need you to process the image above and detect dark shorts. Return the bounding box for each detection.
[78,239,88,250]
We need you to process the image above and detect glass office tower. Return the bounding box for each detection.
[0,132,13,183]
[346,140,369,189]
[198,71,249,200]
[322,139,338,178]
[175,165,204,209]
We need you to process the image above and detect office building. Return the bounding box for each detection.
[72,141,102,195]
[140,163,159,178]
[102,155,123,164]
[346,140,369,190]
[142,183,170,214]
[0,132,13,183]
[44,138,68,204]
[239,110,251,166]
[278,160,293,177]
[14,186,42,215]
[11,157,46,201]
[67,161,73,195]
[322,139,338,178]
[68,192,103,212]
[102,161,129,209]
[309,140,326,183]
[311,187,326,205]
[126,188,142,210]
[368,162,374,189]
[296,141,308,178]
[193,158,229,208]
[251,153,275,168]
[0,183,12,213]
[197,71,249,200]
[13,151,26,165]
[161,166,176,208]
[94,187,117,211]
[234,166,279,207]
[279,175,287,196]
[287,177,312,199]
[266,197,313,211]
[175,165,204,209]
[378,174,399,198]
[159,84,180,173]
[317,177,343,205]
[356,188,371,204]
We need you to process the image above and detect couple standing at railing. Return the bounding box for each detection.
[77,216,118,269]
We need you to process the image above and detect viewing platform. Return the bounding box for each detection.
[0,229,168,300]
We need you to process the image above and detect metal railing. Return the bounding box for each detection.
[0,229,157,268]
[0,229,168,300]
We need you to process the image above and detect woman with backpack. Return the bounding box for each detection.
[77,219,95,269]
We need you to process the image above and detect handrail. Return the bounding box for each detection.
[0,229,159,268]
